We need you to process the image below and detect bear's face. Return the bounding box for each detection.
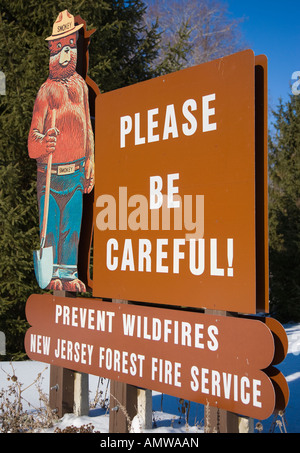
[48,32,77,80]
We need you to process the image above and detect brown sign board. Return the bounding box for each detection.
[92,49,268,314]
[25,295,288,420]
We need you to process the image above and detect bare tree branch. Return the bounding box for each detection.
[144,0,247,69]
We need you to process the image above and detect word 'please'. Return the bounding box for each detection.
[120,95,217,148]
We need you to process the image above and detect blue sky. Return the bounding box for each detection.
[226,0,300,121]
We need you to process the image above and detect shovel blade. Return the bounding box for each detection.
[33,246,53,289]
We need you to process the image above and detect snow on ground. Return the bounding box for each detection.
[0,323,299,433]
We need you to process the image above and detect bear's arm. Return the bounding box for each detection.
[28,85,49,160]
[83,82,94,161]
[83,81,95,193]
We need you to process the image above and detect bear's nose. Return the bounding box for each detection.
[64,46,70,53]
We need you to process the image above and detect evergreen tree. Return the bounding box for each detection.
[0,0,160,359]
[268,94,300,322]
[154,21,192,75]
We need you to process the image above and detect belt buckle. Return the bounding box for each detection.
[57,163,75,175]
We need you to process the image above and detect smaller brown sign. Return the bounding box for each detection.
[25,295,288,420]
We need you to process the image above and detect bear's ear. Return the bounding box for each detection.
[48,41,53,51]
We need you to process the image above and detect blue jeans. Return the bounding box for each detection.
[37,158,85,281]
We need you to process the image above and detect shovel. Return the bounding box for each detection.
[33,110,56,289]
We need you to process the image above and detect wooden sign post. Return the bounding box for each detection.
[109,299,138,433]
[49,290,89,418]
[49,365,74,418]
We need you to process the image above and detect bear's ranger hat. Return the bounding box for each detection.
[45,10,83,41]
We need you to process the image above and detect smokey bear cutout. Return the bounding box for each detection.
[28,10,95,292]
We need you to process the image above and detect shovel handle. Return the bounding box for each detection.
[40,109,56,244]
[40,152,52,242]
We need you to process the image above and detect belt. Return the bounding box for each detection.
[37,161,85,175]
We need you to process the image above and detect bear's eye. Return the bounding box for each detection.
[57,42,62,49]
[70,39,74,45]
